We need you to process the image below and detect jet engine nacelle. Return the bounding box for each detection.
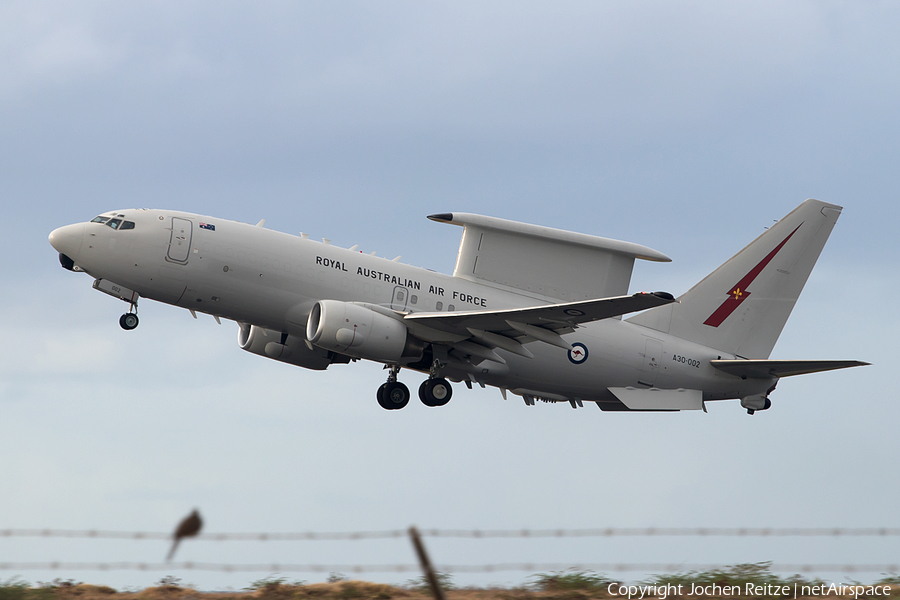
[306,299,423,363]
[740,394,772,412]
[238,323,345,371]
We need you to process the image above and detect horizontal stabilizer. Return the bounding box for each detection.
[608,387,704,411]
[710,359,870,379]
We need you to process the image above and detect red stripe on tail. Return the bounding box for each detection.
[703,223,802,327]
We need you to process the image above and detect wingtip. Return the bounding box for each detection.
[636,291,676,302]
[427,213,453,223]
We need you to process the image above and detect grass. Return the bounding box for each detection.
[640,562,823,597]
[529,571,615,593]
[0,566,896,600]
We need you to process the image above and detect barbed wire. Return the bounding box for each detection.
[5,527,897,576]
[0,562,898,573]
[2,527,899,541]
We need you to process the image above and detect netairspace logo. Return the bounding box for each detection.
[608,583,893,600]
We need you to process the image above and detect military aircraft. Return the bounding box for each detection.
[48,199,867,413]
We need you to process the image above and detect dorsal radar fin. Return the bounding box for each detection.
[427,213,670,302]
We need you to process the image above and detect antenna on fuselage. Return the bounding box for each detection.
[255,219,266,227]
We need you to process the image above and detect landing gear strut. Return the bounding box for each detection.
[377,365,410,410]
[418,359,452,407]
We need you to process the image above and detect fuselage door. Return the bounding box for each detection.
[391,286,409,311]
[167,217,192,264]
[639,338,664,387]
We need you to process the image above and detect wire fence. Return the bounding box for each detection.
[0,562,898,574]
[3,527,900,541]
[2,526,898,574]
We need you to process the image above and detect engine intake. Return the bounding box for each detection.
[306,300,423,363]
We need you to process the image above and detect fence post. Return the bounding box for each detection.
[409,526,447,600]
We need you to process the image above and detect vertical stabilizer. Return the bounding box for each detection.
[628,199,842,358]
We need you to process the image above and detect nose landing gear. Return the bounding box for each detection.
[119,312,139,330]
[119,299,139,331]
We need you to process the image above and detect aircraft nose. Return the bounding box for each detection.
[48,223,85,268]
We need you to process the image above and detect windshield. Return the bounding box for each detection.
[90,215,135,230]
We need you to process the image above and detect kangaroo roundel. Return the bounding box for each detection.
[568,343,589,364]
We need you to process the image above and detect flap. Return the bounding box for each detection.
[710,359,870,379]
[608,387,704,411]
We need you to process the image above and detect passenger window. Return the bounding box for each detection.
[106,218,122,230]
[120,221,135,230]
[410,295,418,305]
[436,301,443,311]
[449,305,455,311]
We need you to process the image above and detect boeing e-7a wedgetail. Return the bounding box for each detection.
[48,199,867,414]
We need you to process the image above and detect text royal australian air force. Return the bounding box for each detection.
[315,254,488,308]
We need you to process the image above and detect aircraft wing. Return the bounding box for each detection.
[404,291,675,359]
[710,359,870,379]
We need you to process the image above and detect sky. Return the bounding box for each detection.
[1,0,898,591]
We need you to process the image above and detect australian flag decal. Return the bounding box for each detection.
[200,222,216,231]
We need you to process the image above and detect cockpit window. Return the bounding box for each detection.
[90,215,135,230]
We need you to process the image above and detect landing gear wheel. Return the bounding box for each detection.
[378,381,410,410]
[419,378,452,407]
[119,313,139,330]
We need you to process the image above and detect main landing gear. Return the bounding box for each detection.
[376,361,453,410]
[419,359,452,407]
[419,378,452,406]
[377,365,410,410]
